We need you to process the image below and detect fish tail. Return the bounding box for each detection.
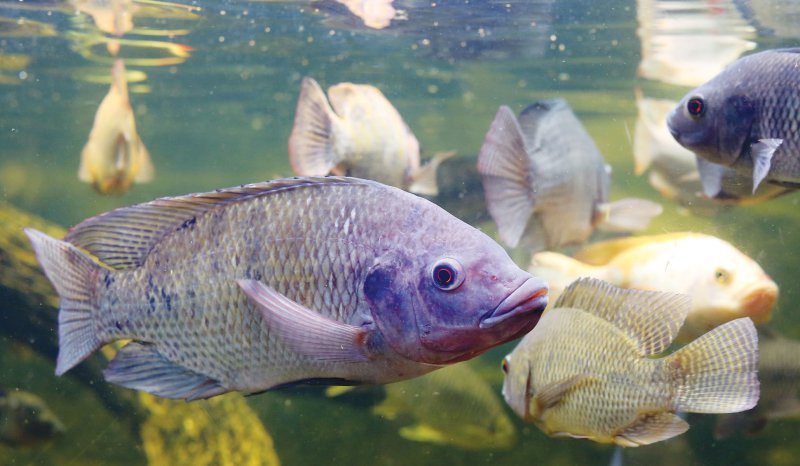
[24,228,105,376]
[666,318,759,414]
[288,77,340,176]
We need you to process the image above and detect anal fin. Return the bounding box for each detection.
[615,411,688,447]
[103,342,227,400]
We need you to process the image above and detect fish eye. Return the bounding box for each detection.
[714,268,731,285]
[687,97,705,117]
[501,357,510,374]
[431,258,464,291]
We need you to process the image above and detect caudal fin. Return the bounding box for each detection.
[667,318,759,414]
[24,228,104,376]
[596,198,663,232]
[288,77,339,176]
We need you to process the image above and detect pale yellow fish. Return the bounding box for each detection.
[288,77,454,196]
[78,59,154,194]
[71,0,137,37]
[530,232,778,341]
[502,278,759,447]
[336,0,397,29]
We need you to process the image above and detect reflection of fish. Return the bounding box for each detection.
[0,16,57,37]
[477,100,661,251]
[715,329,800,439]
[502,278,760,447]
[78,59,154,194]
[668,49,800,196]
[371,363,517,450]
[333,0,398,29]
[634,92,790,208]
[530,233,778,342]
[26,177,547,400]
[288,77,453,196]
[71,0,136,37]
[0,389,65,447]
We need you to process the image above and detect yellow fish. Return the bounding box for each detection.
[78,59,154,194]
[530,232,778,341]
[288,77,454,196]
[502,278,760,447]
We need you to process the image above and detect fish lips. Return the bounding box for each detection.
[481,277,548,330]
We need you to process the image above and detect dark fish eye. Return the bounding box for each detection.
[501,357,510,374]
[714,268,731,285]
[687,97,705,117]
[431,258,464,291]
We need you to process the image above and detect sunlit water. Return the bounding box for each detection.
[1,0,799,465]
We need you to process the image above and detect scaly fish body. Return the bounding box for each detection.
[26,177,547,400]
[502,278,760,447]
[530,232,778,341]
[668,48,800,196]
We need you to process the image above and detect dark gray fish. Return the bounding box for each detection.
[25,177,547,400]
[0,390,64,447]
[477,100,662,252]
[667,48,800,196]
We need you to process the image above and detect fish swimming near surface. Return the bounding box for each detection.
[288,77,454,196]
[25,176,548,400]
[79,58,154,194]
[0,389,65,447]
[502,277,760,447]
[667,48,800,196]
[477,100,662,252]
[530,232,778,342]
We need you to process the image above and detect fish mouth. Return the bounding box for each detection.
[481,277,548,329]
[740,283,778,324]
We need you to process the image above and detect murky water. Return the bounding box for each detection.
[1,0,799,465]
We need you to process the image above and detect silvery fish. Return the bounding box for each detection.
[0,389,64,447]
[288,77,454,196]
[667,48,800,196]
[477,100,662,252]
[25,177,548,400]
[502,278,759,447]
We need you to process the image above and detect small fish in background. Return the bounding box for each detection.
[502,278,760,447]
[368,362,517,450]
[0,389,65,447]
[288,77,454,196]
[477,100,662,252]
[79,58,154,194]
[25,177,548,400]
[633,91,791,210]
[530,232,778,342]
[715,328,800,439]
[668,48,800,196]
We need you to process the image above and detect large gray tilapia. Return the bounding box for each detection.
[668,48,800,196]
[25,177,547,400]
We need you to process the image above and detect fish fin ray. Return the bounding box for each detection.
[63,177,372,270]
[534,374,597,413]
[237,279,372,363]
[555,278,690,355]
[288,77,340,176]
[24,228,105,375]
[398,423,448,444]
[476,106,535,248]
[615,411,688,447]
[667,318,759,413]
[104,342,228,400]
[750,138,781,193]
[695,157,726,198]
[596,198,662,232]
[408,150,456,196]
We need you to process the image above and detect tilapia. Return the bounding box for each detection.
[0,389,64,447]
[477,100,662,252]
[502,278,760,447]
[530,232,778,341]
[78,59,154,194]
[667,48,800,195]
[288,77,454,196]
[26,176,548,400]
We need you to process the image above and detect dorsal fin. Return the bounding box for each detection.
[64,176,374,270]
[573,232,701,265]
[554,278,690,355]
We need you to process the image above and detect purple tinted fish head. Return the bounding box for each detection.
[363,237,547,365]
[667,75,756,167]
[501,353,533,421]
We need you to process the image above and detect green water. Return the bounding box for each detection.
[1,0,799,465]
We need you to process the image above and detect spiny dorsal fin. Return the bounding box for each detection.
[64,176,374,270]
[573,232,702,265]
[554,278,690,355]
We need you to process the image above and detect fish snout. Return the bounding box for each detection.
[741,283,778,324]
[481,277,548,329]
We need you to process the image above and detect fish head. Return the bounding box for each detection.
[363,239,547,365]
[501,353,533,421]
[667,75,755,167]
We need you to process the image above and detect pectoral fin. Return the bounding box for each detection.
[398,423,448,444]
[695,157,727,197]
[751,138,782,193]
[534,374,596,414]
[237,279,374,363]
